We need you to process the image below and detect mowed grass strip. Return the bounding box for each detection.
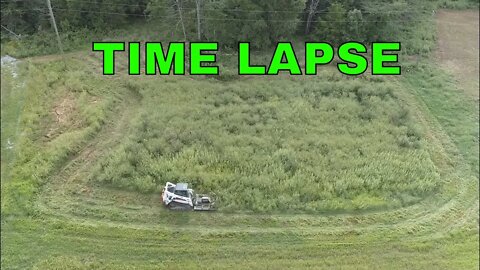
[2,217,478,270]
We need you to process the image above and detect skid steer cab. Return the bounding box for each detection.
[161,182,215,211]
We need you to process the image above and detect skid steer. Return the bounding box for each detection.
[161,182,215,211]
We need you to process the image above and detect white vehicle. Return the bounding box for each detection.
[162,182,194,210]
[161,182,215,211]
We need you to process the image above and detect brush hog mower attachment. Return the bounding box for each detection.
[161,182,216,211]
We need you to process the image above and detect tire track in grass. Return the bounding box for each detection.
[32,67,472,240]
[0,59,27,183]
[33,72,476,247]
[33,85,472,248]
[15,18,479,266]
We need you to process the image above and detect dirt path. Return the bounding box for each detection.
[436,10,479,100]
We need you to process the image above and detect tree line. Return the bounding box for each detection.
[0,0,472,49]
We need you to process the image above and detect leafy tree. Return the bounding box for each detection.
[212,0,270,48]
[256,0,303,43]
[314,2,347,45]
[147,0,199,40]
[345,9,366,42]
[301,0,330,35]
[361,0,412,42]
[208,0,302,48]
[55,0,148,30]
[0,0,48,36]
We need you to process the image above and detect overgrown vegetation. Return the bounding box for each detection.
[1,60,124,215]
[88,72,440,212]
[1,1,478,269]
[2,59,441,214]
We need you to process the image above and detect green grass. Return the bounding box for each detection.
[1,52,478,268]
[0,63,25,183]
[1,5,479,268]
[2,218,478,269]
[403,62,479,177]
[0,60,125,215]
[91,73,440,213]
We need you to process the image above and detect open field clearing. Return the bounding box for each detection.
[93,74,440,212]
[1,7,479,270]
[436,10,479,100]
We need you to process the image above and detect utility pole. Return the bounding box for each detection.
[46,0,64,54]
[175,0,187,41]
[195,0,202,40]
[305,0,320,35]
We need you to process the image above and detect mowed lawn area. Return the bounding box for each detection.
[1,9,478,270]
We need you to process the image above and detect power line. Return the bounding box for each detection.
[0,8,47,13]
[47,7,430,24]
[199,17,429,23]
[0,0,423,14]
[0,7,437,24]
[52,7,144,16]
[1,24,20,38]
[2,12,466,27]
